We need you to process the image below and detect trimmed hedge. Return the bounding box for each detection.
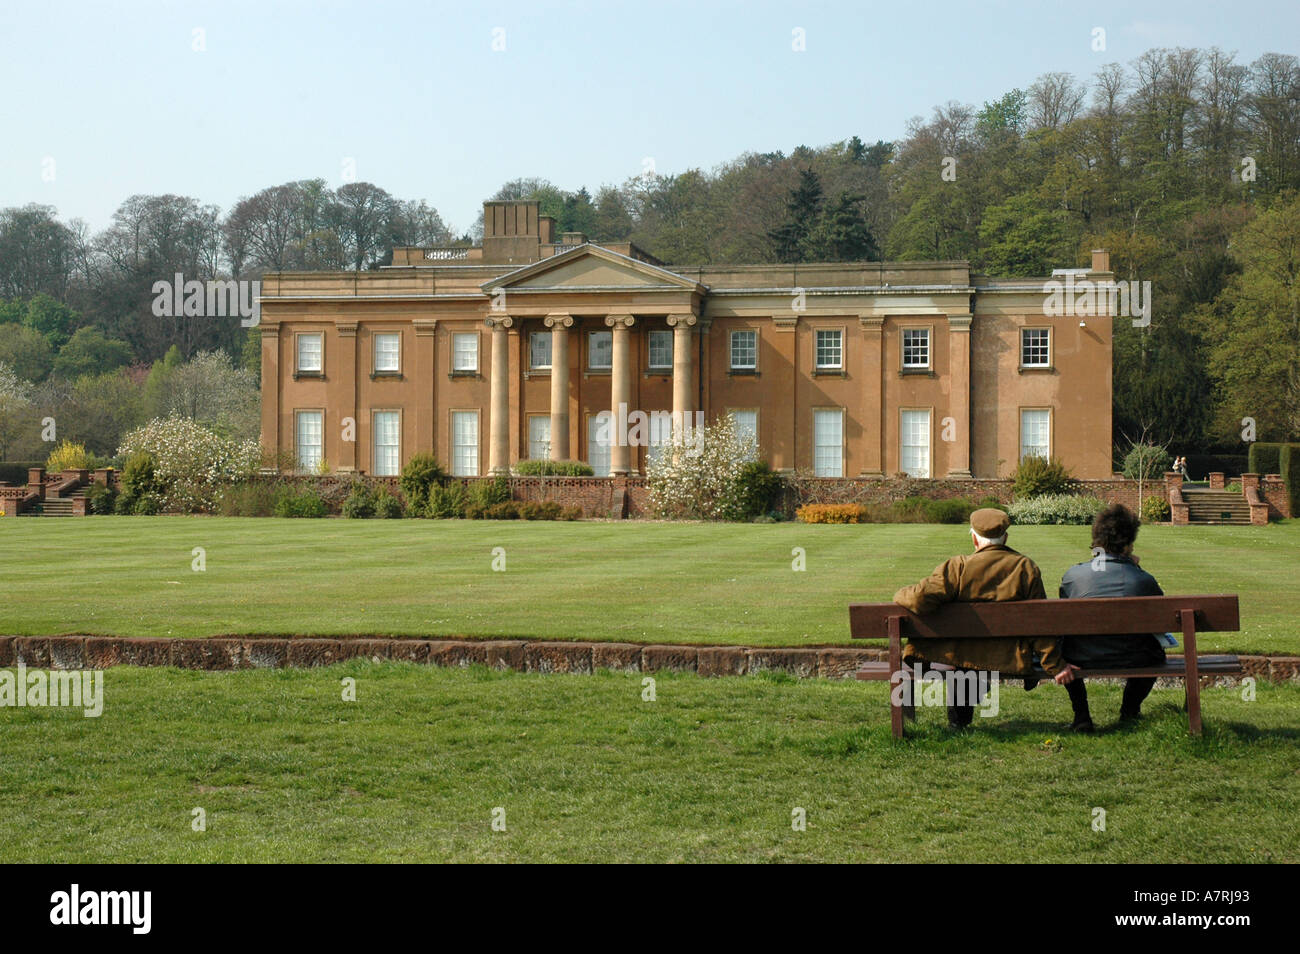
[0,462,45,486]
[1248,443,1284,476]
[514,459,595,477]
[1249,442,1300,514]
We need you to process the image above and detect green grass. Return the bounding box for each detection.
[2,517,1298,653]
[2,663,1296,863]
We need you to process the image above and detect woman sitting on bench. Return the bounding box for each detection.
[1055,503,1166,732]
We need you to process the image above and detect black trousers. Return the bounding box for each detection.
[902,663,986,726]
[1066,677,1156,721]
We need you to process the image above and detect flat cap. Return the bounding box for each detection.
[970,508,1010,537]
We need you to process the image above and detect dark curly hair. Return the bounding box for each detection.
[1091,503,1141,555]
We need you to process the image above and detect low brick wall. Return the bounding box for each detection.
[2,634,1296,686]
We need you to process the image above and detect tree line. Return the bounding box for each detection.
[1,44,1298,464]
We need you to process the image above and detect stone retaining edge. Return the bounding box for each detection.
[0,635,1296,685]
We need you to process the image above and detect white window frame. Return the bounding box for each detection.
[1020,408,1052,462]
[815,328,843,370]
[588,331,612,371]
[728,408,759,460]
[1020,327,1051,368]
[373,332,401,374]
[813,408,844,478]
[530,332,552,371]
[294,409,323,472]
[372,409,400,477]
[527,414,551,461]
[901,327,931,370]
[296,332,323,374]
[730,329,757,371]
[648,329,672,370]
[452,333,479,373]
[646,410,672,467]
[451,410,480,476]
[587,413,612,476]
[900,408,932,478]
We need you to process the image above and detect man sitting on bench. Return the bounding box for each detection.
[1055,503,1166,733]
[893,508,1070,728]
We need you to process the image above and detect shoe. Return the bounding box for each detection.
[1070,716,1095,734]
[1023,676,1039,692]
[1119,711,1142,723]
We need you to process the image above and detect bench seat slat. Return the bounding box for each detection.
[854,655,1242,681]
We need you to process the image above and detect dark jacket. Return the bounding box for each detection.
[893,544,1066,676]
[1058,553,1166,667]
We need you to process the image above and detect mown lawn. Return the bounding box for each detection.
[1,663,1296,863]
[1,517,1298,652]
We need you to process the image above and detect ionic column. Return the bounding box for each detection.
[545,313,573,461]
[606,314,635,475]
[946,314,973,477]
[486,315,513,474]
[666,314,697,442]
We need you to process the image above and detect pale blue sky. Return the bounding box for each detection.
[2,0,1296,235]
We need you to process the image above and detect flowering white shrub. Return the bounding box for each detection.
[1006,493,1105,525]
[117,415,260,512]
[646,414,753,520]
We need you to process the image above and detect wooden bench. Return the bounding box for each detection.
[850,595,1241,738]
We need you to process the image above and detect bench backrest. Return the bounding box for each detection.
[849,595,1239,639]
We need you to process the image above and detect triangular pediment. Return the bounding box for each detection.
[481,244,703,294]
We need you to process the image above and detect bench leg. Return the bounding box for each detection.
[1181,608,1202,736]
[888,616,904,740]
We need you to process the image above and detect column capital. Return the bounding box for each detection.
[605,314,636,329]
[260,323,281,338]
[947,314,973,331]
[858,315,884,331]
[773,316,798,332]
[484,315,514,329]
[665,313,697,328]
[336,321,358,337]
[413,318,438,336]
[544,313,574,329]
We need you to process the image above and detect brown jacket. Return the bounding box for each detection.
[892,544,1065,676]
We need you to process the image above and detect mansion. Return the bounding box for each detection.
[259,200,1115,480]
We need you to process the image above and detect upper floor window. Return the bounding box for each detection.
[648,330,672,370]
[815,329,843,369]
[373,333,400,373]
[588,331,612,370]
[452,333,478,372]
[296,333,323,374]
[530,332,552,370]
[902,329,930,369]
[1021,328,1051,368]
[730,330,757,370]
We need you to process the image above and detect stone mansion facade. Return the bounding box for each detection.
[259,200,1115,480]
